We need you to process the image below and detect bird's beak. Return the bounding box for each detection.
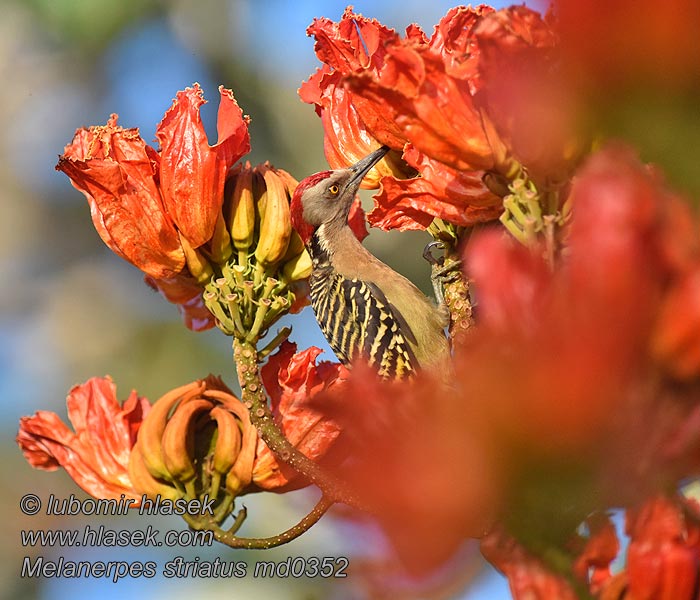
[346,145,390,189]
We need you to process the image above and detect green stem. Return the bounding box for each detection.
[257,326,292,360]
[211,495,333,549]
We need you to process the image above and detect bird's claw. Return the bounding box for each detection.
[423,241,446,267]
[424,241,464,305]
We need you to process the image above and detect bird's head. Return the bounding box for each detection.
[290,146,390,244]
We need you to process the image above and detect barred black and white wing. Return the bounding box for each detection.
[309,270,418,379]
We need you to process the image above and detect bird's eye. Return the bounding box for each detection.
[328,184,339,195]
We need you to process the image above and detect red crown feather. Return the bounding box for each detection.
[290,170,331,243]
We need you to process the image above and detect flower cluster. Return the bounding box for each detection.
[57,84,311,335]
[300,5,577,232]
[18,343,344,522]
[316,144,700,594]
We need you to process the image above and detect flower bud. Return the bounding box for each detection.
[282,249,313,282]
[131,376,258,518]
[209,406,241,476]
[227,163,256,262]
[127,441,180,501]
[282,230,305,263]
[203,163,304,340]
[254,164,293,271]
[136,381,205,482]
[161,399,213,490]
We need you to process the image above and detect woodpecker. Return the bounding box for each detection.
[290,146,449,380]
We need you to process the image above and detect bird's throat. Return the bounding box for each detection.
[309,228,331,270]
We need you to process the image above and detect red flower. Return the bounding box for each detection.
[56,84,250,329]
[255,341,347,490]
[625,495,700,600]
[557,0,700,88]
[473,6,581,181]
[481,527,579,600]
[315,364,501,573]
[301,6,503,231]
[17,377,150,502]
[652,266,700,380]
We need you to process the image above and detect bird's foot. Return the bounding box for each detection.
[423,241,462,305]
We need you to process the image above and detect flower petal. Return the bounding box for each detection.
[255,341,346,490]
[626,495,700,600]
[428,5,493,80]
[299,67,407,183]
[156,84,250,248]
[306,7,398,75]
[474,6,574,178]
[56,116,185,279]
[17,377,148,501]
[481,527,579,600]
[369,146,501,230]
[346,9,495,172]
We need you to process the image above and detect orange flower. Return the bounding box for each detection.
[130,376,258,500]
[473,6,583,181]
[156,86,250,248]
[18,367,346,507]
[481,527,579,600]
[299,66,409,188]
[57,84,249,277]
[346,7,496,173]
[301,6,502,231]
[56,84,250,330]
[557,0,700,88]
[255,341,346,491]
[57,115,186,279]
[625,495,700,600]
[17,377,150,502]
[370,144,502,229]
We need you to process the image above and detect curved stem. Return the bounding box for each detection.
[233,337,360,508]
[211,495,334,549]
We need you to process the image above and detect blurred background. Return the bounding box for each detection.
[0,0,548,598]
